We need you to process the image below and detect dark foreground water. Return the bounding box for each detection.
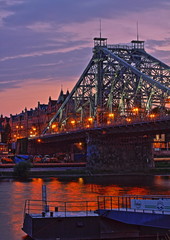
[0,175,170,240]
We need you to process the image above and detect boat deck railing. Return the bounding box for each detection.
[24,195,170,218]
[97,195,170,214]
[24,199,99,218]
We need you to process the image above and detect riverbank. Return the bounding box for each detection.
[1,165,170,179]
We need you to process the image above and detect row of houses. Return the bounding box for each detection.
[0,90,69,147]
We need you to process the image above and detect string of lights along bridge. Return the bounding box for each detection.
[43,37,170,136]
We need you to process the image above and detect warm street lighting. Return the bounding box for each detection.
[108,113,114,118]
[88,117,93,122]
[107,113,114,124]
[70,120,76,125]
[149,114,156,118]
[16,125,19,129]
[51,124,57,129]
[126,118,131,122]
[132,107,139,113]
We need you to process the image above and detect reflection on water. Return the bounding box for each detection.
[0,175,170,240]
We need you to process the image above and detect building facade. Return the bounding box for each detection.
[1,90,69,145]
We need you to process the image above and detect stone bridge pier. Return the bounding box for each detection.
[86,132,154,172]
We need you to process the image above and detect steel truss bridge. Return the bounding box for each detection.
[24,40,170,171]
[42,37,170,135]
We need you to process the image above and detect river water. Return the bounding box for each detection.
[0,175,170,240]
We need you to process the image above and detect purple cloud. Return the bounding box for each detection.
[0,0,169,116]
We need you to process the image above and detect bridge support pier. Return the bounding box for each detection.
[86,133,154,172]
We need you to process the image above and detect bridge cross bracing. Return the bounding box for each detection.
[43,38,170,135]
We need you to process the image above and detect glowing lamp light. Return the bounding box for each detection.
[30,134,36,137]
[51,124,57,129]
[16,125,19,129]
[132,107,139,113]
[88,117,93,122]
[78,178,84,184]
[108,113,114,118]
[70,120,76,125]
[37,138,41,143]
[126,118,131,122]
[32,127,36,131]
[149,114,155,118]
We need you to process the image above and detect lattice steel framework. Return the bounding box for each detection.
[43,38,170,134]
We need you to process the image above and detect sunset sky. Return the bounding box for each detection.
[0,0,170,117]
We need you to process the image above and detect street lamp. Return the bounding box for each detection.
[108,113,114,118]
[107,113,114,124]
[70,120,76,130]
[88,117,93,123]
[149,114,156,119]
[126,118,131,122]
[51,124,57,129]
[132,107,139,113]
[70,120,76,125]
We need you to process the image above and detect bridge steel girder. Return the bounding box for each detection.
[43,41,170,135]
[43,57,95,134]
[102,47,170,94]
[101,47,170,114]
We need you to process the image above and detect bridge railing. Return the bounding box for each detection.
[107,44,133,50]
[49,114,170,134]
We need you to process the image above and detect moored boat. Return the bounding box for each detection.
[22,186,170,240]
